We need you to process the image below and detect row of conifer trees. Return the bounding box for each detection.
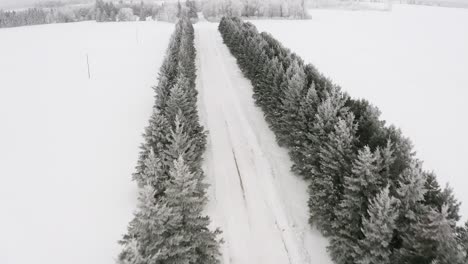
[117,18,221,264]
[219,16,468,264]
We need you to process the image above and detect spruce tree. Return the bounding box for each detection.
[290,82,319,177]
[166,114,197,170]
[165,77,191,123]
[423,205,465,264]
[458,221,468,261]
[162,156,221,264]
[330,146,383,264]
[133,111,171,187]
[300,86,349,181]
[143,148,166,197]
[439,184,461,222]
[356,186,399,264]
[278,59,307,146]
[120,156,220,264]
[424,172,461,223]
[165,76,204,146]
[394,161,430,264]
[375,140,396,189]
[309,113,357,236]
[118,184,173,264]
[253,57,276,109]
[120,18,219,263]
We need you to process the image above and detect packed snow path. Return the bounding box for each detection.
[194,22,332,264]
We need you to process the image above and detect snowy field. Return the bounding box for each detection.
[0,21,173,264]
[251,4,468,222]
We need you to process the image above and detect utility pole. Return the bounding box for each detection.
[86,54,91,79]
[136,27,139,44]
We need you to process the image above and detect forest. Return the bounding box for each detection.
[0,0,198,28]
[203,0,308,19]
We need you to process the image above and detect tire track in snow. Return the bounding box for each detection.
[275,220,293,264]
[225,120,247,203]
[195,22,333,264]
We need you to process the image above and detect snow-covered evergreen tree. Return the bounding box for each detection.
[439,184,461,222]
[133,110,171,187]
[120,17,219,263]
[300,86,349,181]
[165,76,204,143]
[392,149,463,264]
[166,114,198,172]
[423,205,465,264]
[277,59,307,146]
[375,140,396,189]
[394,161,430,263]
[118,184,171,264]
[355,186,398,264]
[423,171,441,207]
[119,157,221,264]
[309,113,357,236]
[330,146,383,264]
[218,17,466,264]
[424,172,461,223]
[162,156,221,264]
[290,82,319,176]
[458,221,468,261]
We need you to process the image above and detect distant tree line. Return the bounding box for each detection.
[203,0,308,19]
[0,0,198,29]
[219,16,468,264]
[0,7,94,28]
[95,0,198,23]
[117,17,221,264]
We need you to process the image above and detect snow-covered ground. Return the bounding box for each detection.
[251,4,468,222]
[195,22,332,264]
[0,21,173,264]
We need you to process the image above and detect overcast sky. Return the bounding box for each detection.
[1,0,42,8]
[0,0,89,9]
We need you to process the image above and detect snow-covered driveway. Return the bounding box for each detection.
[194,22,332,264]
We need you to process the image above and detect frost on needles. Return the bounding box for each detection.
[117,18,221,264]
[219,16,468,264]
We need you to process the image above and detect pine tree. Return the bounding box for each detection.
[133,110,171,187]
[165,77,189,117]
[375,140,396,189]
[253,57,276,109]
[424,171,442,209]
[424,172,461,223]
[266,61,286,129]
[300,86,349,180]
[423,205,465,264]
[330,146,384,264]
[394,161,430,264]
[439,184,461,222]
[383,126,414,184]
[165,76,204,145]
[290,82,319,176]
[346,99,386,150]
[166,114,197,170]
[458,221,468,261]
[119,156,220,264]
[118,184,174,264]
[142,148,165,197]
[309,113,357,236]
[356,186,399,264]
[120,18,219,263]
[278,59,307,146]
[162,156,221,264]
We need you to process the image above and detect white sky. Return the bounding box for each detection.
[0,0,90,9]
